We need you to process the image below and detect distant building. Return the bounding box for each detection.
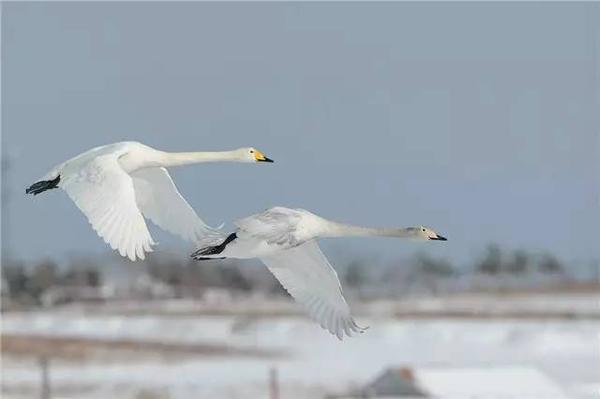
[327,365,568,399]
[363,367,427,397]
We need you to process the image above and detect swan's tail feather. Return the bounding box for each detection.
[191,232,237,260]
[26,175,61,195]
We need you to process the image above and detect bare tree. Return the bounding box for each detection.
[537,254,564,275]
[475,245,502,274]
[345,260,368,288]
[505,249,529,274]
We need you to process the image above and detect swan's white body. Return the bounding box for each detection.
[192,206,446,340]
[28,141,273,261]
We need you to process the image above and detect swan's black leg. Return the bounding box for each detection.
[26,175,61,195]
[191,233,237,260]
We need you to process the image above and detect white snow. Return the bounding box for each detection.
[416,366,569,399]
[2,294,599,399]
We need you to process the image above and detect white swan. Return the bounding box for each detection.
[191,206,447,339]
[26,141,274,261]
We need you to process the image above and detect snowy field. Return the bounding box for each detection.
[2,293,599,399]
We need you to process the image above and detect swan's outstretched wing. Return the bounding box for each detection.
[235,207,303,246]
[260,240,367,340]
[131,167,218,243]
[60,154,155,261]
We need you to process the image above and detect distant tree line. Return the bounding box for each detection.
[1,255,284,308]
[3,259,100,307]
[143,255,284,297]
[0,244,584,308]
[474,245,564,275]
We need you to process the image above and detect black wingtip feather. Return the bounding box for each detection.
[26,175,61,195]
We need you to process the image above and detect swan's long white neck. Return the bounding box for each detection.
[156,150,243,167]
[320,220,415,238]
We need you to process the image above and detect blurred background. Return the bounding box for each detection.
[1,2,599,399]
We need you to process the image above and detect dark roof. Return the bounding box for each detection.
[361,367,428,397]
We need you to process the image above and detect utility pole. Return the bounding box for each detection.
[269,367,279,399]
[1,153,11,265]
[39,356,51,399]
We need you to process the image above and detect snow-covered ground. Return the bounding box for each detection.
[2,294,599,399]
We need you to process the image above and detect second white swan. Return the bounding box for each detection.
[192,206,447,339]
[26,141,274,261]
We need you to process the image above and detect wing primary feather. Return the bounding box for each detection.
[131,167,218,243]
[260,240,364,339]
[121,219,134,260]
[58,152,155,261]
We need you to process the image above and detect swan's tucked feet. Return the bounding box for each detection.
[191,233,237,260]
[26,175,61,195]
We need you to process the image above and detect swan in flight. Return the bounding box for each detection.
[191,206,447,339]
[26,141,274,261]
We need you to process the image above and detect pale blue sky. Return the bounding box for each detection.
[2,2,599,267]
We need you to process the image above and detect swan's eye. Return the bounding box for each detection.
[250,150,254,154]
[422,228,426,232]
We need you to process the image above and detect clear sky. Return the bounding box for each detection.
[2,3,599,267]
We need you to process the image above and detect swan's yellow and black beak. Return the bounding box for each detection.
[254,150,274,163]
[430,234,447,241]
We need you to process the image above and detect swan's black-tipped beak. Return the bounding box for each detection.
[253,149,274,163]
[430,234,447,241]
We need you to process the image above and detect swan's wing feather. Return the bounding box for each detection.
[131,167,218,242]
[235,207,302,246]
[60,154,155,261]
[260,240,367,340]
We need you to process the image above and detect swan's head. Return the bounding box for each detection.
[410,226,447,241]
[237,147,274,163]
